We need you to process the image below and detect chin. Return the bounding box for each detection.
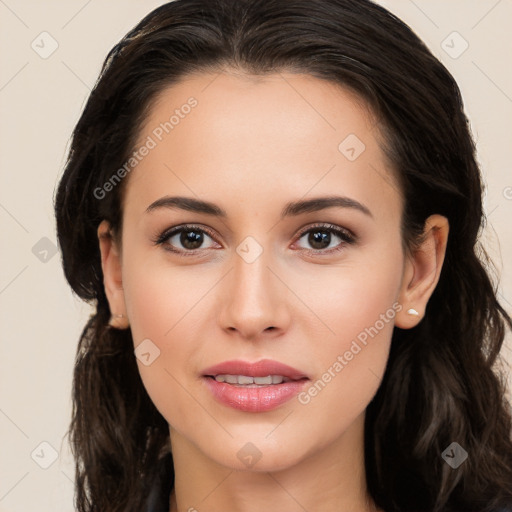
[203,433,313,473]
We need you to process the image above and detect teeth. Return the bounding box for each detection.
[213,374,291,385]
[254,376,272,385]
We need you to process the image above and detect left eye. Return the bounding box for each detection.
[294,225,355,252]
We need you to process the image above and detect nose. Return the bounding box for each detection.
[217,248,291,341]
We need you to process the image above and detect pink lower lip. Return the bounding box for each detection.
[203,376,309,412]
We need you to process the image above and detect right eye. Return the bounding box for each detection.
[153,224,220,255]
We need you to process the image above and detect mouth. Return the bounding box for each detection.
[201,359,310,412]
[201,358,309,381]
[205,374,300,386]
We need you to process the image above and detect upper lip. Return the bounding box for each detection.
[202,359,309,380]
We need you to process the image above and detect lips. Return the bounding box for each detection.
[201,359,310,412]
[202,359,309,381]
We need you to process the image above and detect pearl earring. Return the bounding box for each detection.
[407,308,419,316]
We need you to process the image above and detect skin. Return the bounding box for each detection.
[98,69,449,512]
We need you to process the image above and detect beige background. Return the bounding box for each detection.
[0,1,511,510]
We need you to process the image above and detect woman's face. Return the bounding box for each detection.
[102,70,418,471]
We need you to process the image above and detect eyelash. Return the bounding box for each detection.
[152,223,356,257]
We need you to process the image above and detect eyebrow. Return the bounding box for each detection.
[145,195,373,219]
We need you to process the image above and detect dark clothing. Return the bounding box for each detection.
[146,453,173,512]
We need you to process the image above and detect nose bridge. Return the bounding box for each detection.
[219,238,289,337]
[234,248,272,304]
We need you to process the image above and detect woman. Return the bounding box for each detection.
[54,0,512,511]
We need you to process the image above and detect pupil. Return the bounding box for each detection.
[309,230,330,250]
[181,230,203,249]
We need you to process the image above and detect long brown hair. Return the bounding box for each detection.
[54,1,512,510]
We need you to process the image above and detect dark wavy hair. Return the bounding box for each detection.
[53,0,512,511]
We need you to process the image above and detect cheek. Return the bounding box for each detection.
[326,267,402,349]
[123,259,189,344]
[121,256,211,425]
[293,246,403,415]
[297,236,403,346]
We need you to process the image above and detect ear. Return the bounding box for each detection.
[395,214,449,329]
[97,220,129,329]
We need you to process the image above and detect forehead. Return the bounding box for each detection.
[137,70,377,157]
[122,70,401,222]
